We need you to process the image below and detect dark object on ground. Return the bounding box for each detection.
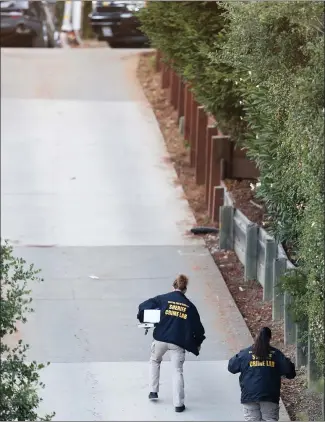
[175,405,185,413]
[190,227,219,235]
[88,1,149,48]
[0,0,59,48]
[148,392,158,400]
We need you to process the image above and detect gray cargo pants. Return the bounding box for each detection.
[149,340,185,407]
[243,402,280,421]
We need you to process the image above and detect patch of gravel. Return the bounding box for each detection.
[137,52,324,421]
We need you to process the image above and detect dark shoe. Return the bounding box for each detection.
[149,392,158,400]
[175,405,185,413]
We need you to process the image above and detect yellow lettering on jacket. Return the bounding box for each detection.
[249,360,275,368]
[165,302,188,320]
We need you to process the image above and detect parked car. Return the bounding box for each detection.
[89,1,149,48]
[0,0,59,48]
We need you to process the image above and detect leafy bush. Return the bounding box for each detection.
[138,2,244,137]
[139,1,324,367]
[216,1,324,366]
[0,241,54,421]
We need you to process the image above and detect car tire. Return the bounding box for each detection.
[107,39,121,48]
[19,36,33,48]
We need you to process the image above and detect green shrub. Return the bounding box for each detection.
[0,241,54,420]
[139,1,324,368]
[216,2,324,366]
[138,2,244,137]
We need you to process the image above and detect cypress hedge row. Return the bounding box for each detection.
[138,1,324,368]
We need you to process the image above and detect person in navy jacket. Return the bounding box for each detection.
[228,327,296,421]
[137,274,205,413]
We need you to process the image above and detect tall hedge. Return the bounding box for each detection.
[138,2,244,137]
[217,2,324,366]
[138,1,324,368]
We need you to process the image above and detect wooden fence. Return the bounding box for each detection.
[155,51,322,394]
[156,51,260,224]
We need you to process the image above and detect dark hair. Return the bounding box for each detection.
[252,327,272,360]
[173,274,188,292]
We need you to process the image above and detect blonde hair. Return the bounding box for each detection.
[173,274,189,292]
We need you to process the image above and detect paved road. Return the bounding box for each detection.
[1,47,288,421]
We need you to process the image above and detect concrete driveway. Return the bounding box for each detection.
[1,47,288,421]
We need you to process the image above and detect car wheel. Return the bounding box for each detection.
[18,36,32,48]
[107,39,121,48]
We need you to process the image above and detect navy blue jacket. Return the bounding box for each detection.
[228,346,296,404]
[137,291,205,356]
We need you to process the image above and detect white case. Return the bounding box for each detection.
[143,309,161,323]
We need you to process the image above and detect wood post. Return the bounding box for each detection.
[245,223,259,281]
[263,239,277,301]
[212,186,224,223]
[219,206,234,250]
[272,258,286,320]
[208,136,231,217]
[169,70,178,109]
[284,291,297,345]
[296,321,308,368]
[189,97,199,167]
[205,126,219,205]
[155,50,162,72]
[179,116,184,135]
[195,106,208,185]
[177,79,185,121]
[184,86,192,143]
[161,62,170,89]
[307,331,320,388]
